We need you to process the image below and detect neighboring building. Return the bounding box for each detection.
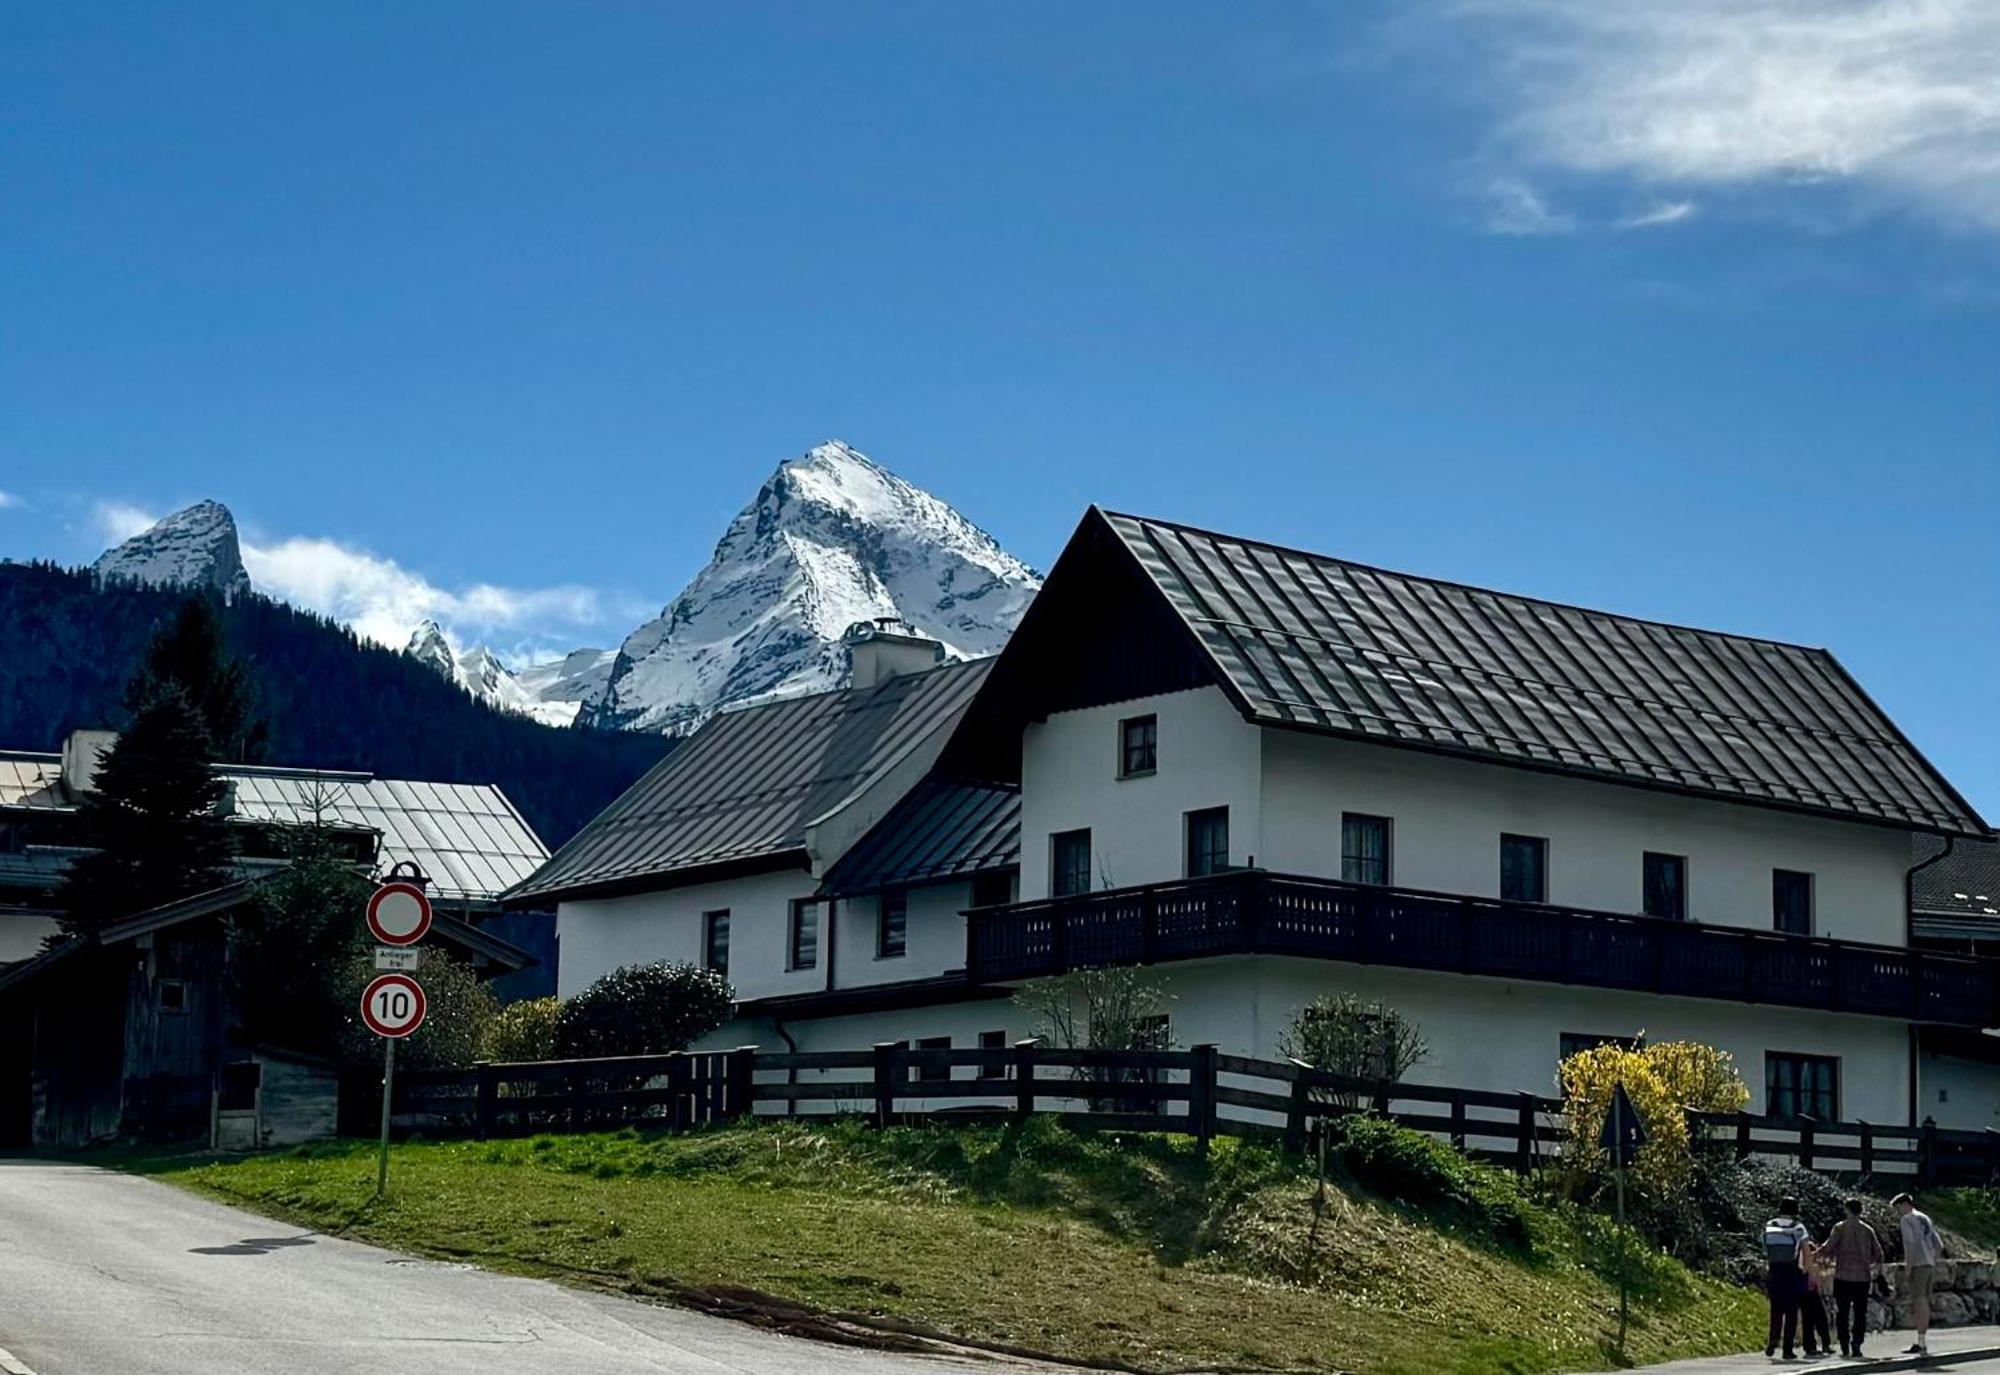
[512,509,1997,1130]
[0,733,552,1146]
[1911,834,2000,1129]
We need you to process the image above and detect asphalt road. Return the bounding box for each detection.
[0,1161,1037,1375]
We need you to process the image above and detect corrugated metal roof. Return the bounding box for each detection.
[1102,510,1986,835]
[0,751,546,903]
[508,658,993,903]
[820,779,1020,895]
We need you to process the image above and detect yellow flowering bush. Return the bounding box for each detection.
[1559,1038,1749,1195]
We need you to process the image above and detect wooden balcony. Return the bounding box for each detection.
[965,870,2000,1027]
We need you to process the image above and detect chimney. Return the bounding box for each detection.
[843,618,944,689]
[60,729,119,801]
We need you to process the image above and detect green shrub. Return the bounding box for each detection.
[483,996,562,1063]
[555,961,734,1058]
[1324,1114,1534,1254]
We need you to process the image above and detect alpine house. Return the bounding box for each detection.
[509,508,1999,1130]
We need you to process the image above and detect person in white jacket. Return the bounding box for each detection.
[1894,1193,1943,1355]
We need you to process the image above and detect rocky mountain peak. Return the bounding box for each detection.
[580,441,1040,734]
[92,500,253,602]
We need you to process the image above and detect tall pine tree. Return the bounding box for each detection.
[131,596,267,764]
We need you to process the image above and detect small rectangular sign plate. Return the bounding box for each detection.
[373,946,422,971]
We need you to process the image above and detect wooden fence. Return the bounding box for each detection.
[378,1041,2000,1186]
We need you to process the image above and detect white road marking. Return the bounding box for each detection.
[0,1344,37,1374]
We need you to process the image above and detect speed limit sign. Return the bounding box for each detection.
[360,973,427,1038]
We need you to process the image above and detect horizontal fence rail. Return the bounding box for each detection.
[964,871,2000,1027]
[361,1043,2000,1186]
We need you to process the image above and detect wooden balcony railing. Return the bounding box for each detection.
[964,871,2000,1027]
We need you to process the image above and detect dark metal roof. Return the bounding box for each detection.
[1913,835,2000,929]
[506,659,995,904]
[1100,509,1986,835]
[820,778,1020,895]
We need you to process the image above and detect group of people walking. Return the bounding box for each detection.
[1762,1193,1942,1361]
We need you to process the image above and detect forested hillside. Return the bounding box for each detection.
[0,562,669,848]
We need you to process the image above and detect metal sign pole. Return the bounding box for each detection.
[1614,1158,1630,1355]
[375,1036,397,1199]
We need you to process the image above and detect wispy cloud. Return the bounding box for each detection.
[0,491,18,510]
[1618,200,1697,230]
[1483,176,1576,235]
[1448,1,2000,231]
[94,501,621,656]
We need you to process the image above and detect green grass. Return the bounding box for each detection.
[137,1117,1762,1375]
[1924,1189,2000,1253]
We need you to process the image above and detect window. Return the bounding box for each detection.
[914,1034,952,1083]
[1500,834,1549,904]
[1185,807,1229,878]
[1773,870,1814,936]
[1559,1032,1644,1063]
[977,1029,1010,1080]
[1642,852,1687,920]
[970,870,1015,909]
[1767,1052,1839,1121]
[877,890,908,959]
[788,899,820,971]
[1051,829,1093,898]
[703,909,730,977]
[1341,814,1392,886]
[156,979,188,1014]
[1119,714,1157,777]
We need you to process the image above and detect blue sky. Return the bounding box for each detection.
[2,3,1995,817]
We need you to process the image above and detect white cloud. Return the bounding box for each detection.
[1619,200,1698,229]
[1450,1,2000,230]
[0,491,19,510]
[1484,176,1576,234]
[93,499,615,657]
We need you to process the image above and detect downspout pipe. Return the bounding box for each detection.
[1905,835,1960,1128]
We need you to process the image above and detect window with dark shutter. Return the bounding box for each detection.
[1119,715,1157,778]
[1642,852,1687,920]
[1500,834,1548,903]
[977,1029,1010,1080]
[1341,814,1392,886]
[788,899,820,971]
[703,909,730,977]
[877,890,908,959]
[914,1034,952,1083]
[1185,807,1229,878]
[1051,829,1093,898]
[1773,870,1814,935]
[1767,1052,1838,1121]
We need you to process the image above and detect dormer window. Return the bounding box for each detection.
[1119,715,1157,778]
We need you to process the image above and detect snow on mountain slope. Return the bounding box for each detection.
[403,619,590,727]
[580,441,1040,734]
[92,500,253,601]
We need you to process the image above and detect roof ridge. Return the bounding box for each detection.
[1097,507,1832,657]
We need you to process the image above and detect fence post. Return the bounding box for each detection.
[1798,1116,1815,1172]
[566,1063,586,1131]
[1987,1129,2000,1186]
[667,1053,690,1131]
[1449,1091,1467,1151]
[1285,1062,1312,1155]
[475,1062,497,1140]
[1735,1112,1751,1160]
[727,1046,757,1123]
[1012,1038,1038,1122]
[1189,1043,1217,1157]
[873,1041,901,1129]
[1372,1078,1391,1119]
[1921,1117,1939,1187]
[1515,1093,1535,1174]
[1859,1120,1874,1175]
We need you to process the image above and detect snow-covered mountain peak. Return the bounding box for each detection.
[581,441,1041,734]
[402,622,586,728]
[92,500,253,602]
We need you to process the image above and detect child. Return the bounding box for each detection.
[1799,1232,1834,1358]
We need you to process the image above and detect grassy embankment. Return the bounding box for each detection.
[143,1116,1762,1375]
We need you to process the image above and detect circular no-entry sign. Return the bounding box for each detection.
[360,973,427,1038]
[366,881,432,946]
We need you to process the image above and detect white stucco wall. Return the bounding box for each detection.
[1920,1050,2000,1132]
[1020,687,1263,898]
[1016,685,1909,944]
[715,954,1916,1125]
[830,880,974,989]
[557,868,824,1001]
[1260,731,1910,943]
